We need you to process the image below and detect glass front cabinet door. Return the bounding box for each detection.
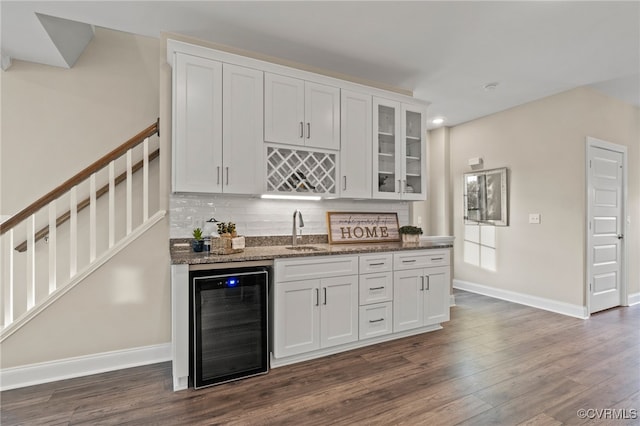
[373,97,426,200]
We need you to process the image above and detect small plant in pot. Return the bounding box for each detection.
[192,227,204,252]
[399,225,423,243]
[216,222,238,238]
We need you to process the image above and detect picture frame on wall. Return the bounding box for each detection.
[463,167,509,226]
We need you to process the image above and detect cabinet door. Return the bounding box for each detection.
[340,90,372,198]
[423,266,451,326]
[393,269,424,332]
[320,275,359,348]
[401,103,426,201]
[222,63,264,194]
[264,73,305,146]
[305,81,340,150]
[273,279,320,358]
[173,53,222,193]
[372,97,402,199]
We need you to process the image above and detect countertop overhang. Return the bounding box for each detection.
[170,235,454,265]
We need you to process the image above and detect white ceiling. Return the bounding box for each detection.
[2,1,639,128]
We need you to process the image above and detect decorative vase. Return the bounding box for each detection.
[192,239,204,252]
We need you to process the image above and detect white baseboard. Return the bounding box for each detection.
[628,292,640,306]
[453,279,589,319]
[0,343,171,391]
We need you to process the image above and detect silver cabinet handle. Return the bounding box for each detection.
[323,287,327,305]
[370,286,385,291]
[431,257,443,261]
[300,122,304,138]
[369,262,385,266]
[369,318,384,323]
[617,234,624,240]
[397,179,401,193]
[216,166,220,185]
[402,259,416,263]
[343,176,347,191]
[315,288,319,306]
[307,122,311,139]
[225,167,229,185]
[426,275,430,291]
[420,276,424,291]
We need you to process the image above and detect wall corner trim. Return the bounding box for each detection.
[628,292,640,306]
[0,343,171,391]
[453,279,589,319]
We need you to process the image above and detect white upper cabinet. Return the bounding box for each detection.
[340,90,372,198]
[172,53,263,194]
[172,53,222,193]
[222,63,264,194]
[265,73,340,150]
[372,97,426,200]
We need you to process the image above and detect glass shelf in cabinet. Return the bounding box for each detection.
[406,155,420,160]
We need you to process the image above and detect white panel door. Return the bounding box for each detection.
[173,53,222,192]
[423,266,450,326]
[264,73,305,146]
[222,63,264,194]
[588,142,624,313]
[305,81,340,150]
[340,90,372,198]
[320,275,359,348]
[273,279,320,358]
[393,269,423,332]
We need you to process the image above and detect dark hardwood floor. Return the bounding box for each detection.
[2,290,639,425]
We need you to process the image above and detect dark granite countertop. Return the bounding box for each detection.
[170,235,453,265]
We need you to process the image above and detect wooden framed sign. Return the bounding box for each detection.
[326,212,400,244]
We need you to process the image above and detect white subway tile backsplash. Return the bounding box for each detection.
[170,194,409,238]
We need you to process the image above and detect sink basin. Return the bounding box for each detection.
[284,246,323,252]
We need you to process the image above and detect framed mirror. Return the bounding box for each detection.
[464,167,509,226]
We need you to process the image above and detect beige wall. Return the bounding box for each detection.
[450,87,639,307]
[1,28,171,368]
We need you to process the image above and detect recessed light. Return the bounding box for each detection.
[483,82,499,91]
[431,117,445,125]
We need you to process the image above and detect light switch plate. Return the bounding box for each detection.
[529,213,541,224]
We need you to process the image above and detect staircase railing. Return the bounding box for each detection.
[0,119,162,338]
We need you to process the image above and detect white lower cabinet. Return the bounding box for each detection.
[273,249,450,364]
[393,251,451,333]
[359,302,393,340]
[273,256,359,359]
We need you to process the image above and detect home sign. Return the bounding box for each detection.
[326,212,400,244]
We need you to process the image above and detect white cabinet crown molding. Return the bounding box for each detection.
[166,39,430,107]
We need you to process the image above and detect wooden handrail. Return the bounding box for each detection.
[0,119,159,236]
[14,148,160,252]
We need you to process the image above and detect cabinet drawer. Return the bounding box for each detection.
[275,255,359,282]
[393,250,449,270]
[359,272,393,305]
[359,302,393,340]
[359,253,393,274]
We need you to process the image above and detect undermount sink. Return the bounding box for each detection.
[284,245,323,252]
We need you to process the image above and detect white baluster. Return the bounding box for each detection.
[143,138,149,221]
[5,229,14,326]
[126,149,132,235]
[48,200,57,294]
[70,186,77,278]
[27,214,35,309]
[90,173,97,262]
[109,161,115,248]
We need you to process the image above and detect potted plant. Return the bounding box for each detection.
[192,227,204,252]
[216,222,238,238]
[399,225,423,243]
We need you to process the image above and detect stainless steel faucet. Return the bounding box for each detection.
[292,210,304,246]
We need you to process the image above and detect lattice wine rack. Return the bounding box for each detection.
[265,145,337,195]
